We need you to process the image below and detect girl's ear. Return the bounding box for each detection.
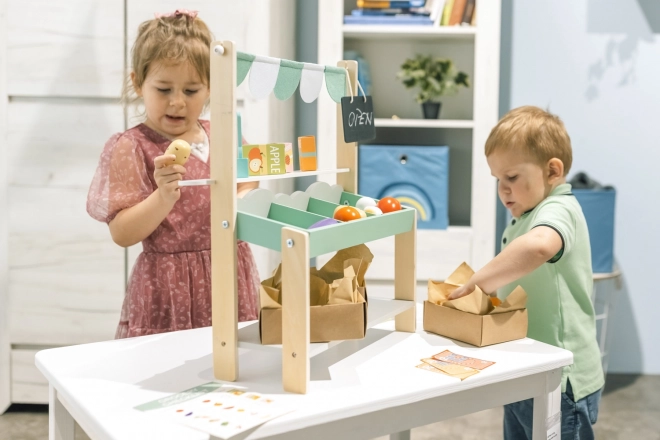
[547,158,564,183]
[130,71,142,97]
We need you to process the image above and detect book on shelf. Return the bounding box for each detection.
[347,0,435,25]
[356,0,426,8]
[351,8,431,16]
[440,0,475,26]
[344,14,434,25]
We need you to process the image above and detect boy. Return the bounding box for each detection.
[449,106,604,439]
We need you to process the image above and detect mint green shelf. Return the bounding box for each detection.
[236,191,415,257]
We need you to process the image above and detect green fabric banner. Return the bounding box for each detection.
[236,51,255,86]
[235,52,347,103]
[324,66,347,104]
[273,59,304,100]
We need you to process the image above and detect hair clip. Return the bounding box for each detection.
[154,9,198,20]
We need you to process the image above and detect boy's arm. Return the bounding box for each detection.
[448,226,563,299]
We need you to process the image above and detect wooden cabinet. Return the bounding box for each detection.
[0,0,295,408]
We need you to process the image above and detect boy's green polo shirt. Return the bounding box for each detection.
[499,183,604,401]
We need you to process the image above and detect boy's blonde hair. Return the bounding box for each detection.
[485,106,572,175]
[123,14,213,106]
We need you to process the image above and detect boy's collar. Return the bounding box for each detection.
[519,183,574,218]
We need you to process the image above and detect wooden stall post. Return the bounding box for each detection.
[336,60,358,192]
[211,40,239,381]
[281,228,311,394]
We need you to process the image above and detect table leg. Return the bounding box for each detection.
[532,368,562,440]
[390,430,411,440]
[49,385,74,440]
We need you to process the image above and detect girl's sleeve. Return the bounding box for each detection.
[87,133,153,223]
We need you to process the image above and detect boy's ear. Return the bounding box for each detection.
[130,71,142,97]
[547,158,564,183]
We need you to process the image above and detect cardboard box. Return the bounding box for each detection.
[260,291,367,344]
[259,245,373,344]
[423,263,528,347]
[423,301,528,347]
[298,135,317,171]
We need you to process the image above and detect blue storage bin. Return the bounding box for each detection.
[358,145,449,230]
[573,189,616,273]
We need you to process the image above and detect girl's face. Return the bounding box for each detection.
[133,61,209,138]
[487,149,550,218]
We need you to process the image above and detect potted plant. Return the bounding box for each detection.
[397,54,470,119]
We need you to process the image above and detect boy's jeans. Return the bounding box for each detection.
[503,380,602,440]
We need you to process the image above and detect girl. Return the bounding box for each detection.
[87,10,260,338]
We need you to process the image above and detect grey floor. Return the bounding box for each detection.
[1,374,658,440]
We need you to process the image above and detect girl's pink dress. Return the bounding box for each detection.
[87,120,260,339]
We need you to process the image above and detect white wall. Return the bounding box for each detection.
[508,0,660,374]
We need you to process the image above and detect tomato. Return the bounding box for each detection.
[333,206,362,222]
[377,197,401,213]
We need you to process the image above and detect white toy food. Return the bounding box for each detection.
[364,206,383,216]
[355,197,377,211]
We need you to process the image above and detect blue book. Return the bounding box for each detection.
[344,15,433,25]
[351,8,431,16]
[360,0,425,8]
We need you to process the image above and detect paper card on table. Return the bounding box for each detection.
[134,382,294,439]
[432,350,495,370]
[420,358,479,380]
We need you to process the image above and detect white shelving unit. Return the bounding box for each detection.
[317,2,501,284]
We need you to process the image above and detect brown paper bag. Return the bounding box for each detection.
[260,244,373,309]
[428,262,527,315]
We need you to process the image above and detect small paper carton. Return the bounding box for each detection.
[423,263,528,347]
[284,142,294,173]
[265,143,286,175]
[298,135,317,171]
[259,244,373,344]
[242,144,266,176]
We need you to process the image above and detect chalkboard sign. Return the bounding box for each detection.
[341,96,376,143]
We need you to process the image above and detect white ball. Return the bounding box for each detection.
[364,206,383,216]
[356,197,377,211]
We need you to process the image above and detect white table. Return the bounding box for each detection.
[37,304,572,440]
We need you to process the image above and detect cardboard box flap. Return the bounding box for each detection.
[490,286,527,314]
[260,265,282,309]
[427,262,527,316]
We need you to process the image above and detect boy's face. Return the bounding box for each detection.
[133,61,209,138]
[487,149,551,218]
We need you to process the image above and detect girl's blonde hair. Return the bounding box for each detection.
[485,106,573,175]
[123,13,213,106]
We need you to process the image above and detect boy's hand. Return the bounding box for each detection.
[448,282,476,300]
[154,155,186,204]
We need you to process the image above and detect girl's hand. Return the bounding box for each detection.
[448,282,476,300]
[154,155,186,204]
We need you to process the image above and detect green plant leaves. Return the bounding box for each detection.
[396,54,470,104]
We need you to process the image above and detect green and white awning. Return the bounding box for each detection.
[237,52,347,103]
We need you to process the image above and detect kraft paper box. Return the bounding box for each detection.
[423,262,528,347]
[259,244,373,344]
[298,135,317,171]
